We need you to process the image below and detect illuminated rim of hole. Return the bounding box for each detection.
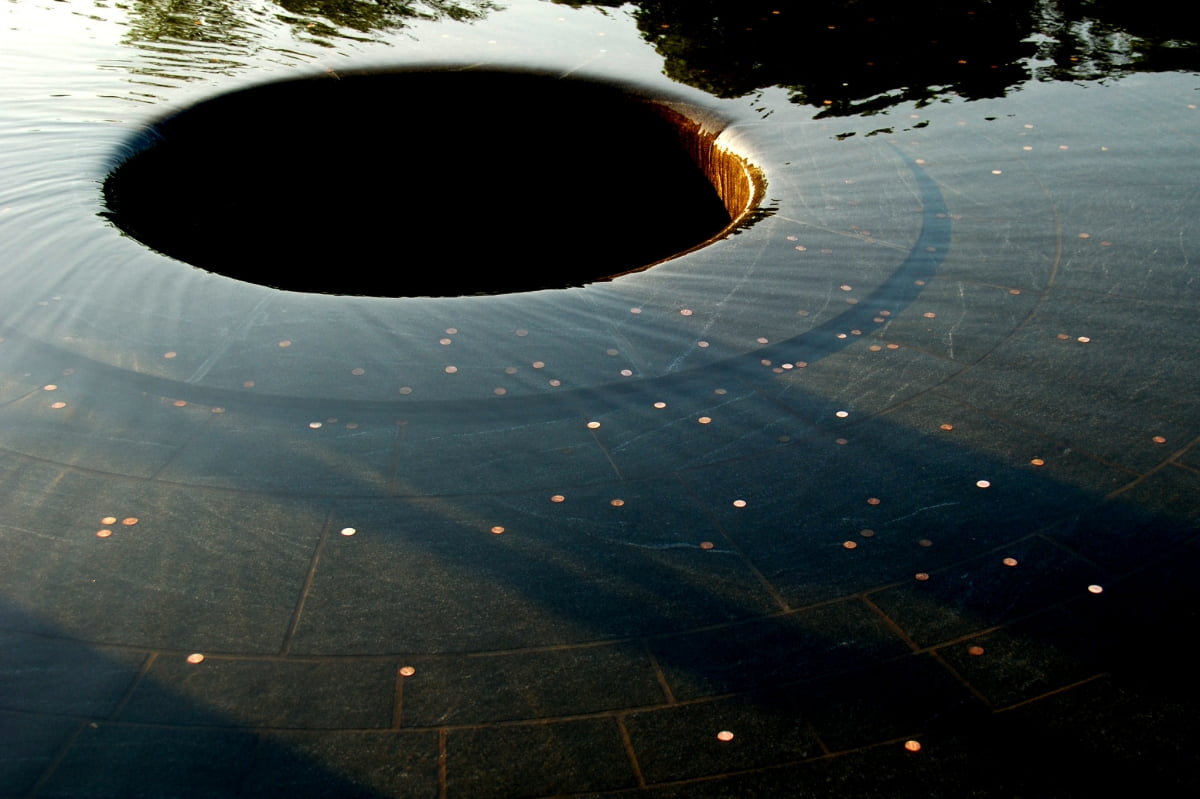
[101,67,767,299]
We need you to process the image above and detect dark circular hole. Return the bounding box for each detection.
[102,68,761,298]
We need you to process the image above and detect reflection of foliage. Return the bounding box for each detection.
[558,0,1199,117]
[1032,0,1199,81]
[122,0,256,47]
[627,0,1036,117]
[273,0,498,38]
[122,0,498,49]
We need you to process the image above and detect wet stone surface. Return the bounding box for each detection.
[1,1,1199,797]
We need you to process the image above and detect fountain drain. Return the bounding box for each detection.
[102,68,763,298]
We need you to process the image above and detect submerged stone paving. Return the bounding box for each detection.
[1,2,1198,797]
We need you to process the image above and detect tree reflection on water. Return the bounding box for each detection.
[557,0,1198,117]
[121,0,498,50]
[103,0,1200,116]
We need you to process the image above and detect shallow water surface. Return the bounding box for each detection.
[1,2,1198,797]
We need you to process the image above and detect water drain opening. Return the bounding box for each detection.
[102,68,763,298]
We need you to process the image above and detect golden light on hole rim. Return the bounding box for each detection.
[867,497,881,505]
[1003,557,1018,567]
[399,666,416,677]
[340,527,357,536]
[976,479,991,488]
[50,401,67,409]
[490,526,505,535]
[653,401,667,409]
[586,421,601,429]
[186,653,205,664]
[101,516,117,525]
[939,423,954,431]
[444,365,458,374]
[163,351,177,359]
[904,740,922,752]
[1152,436,1167,444]
[278,340,292,348]
[697,416,712,424]
[43,384,57,391]
[915,572,930,581]
[96,529,112,538]
[1030,458,1045,467]
[700,541,714,550]
[211,407,225,414]
[918,539,933,548]
[173,400,187,407]
[308,421,322,429]
[351,368,365,376]
[732,499,747,508]
[835,410,849,418]
[121,517,138,526]
[843,540,857,550]
[550,494,565,503]
[716,730,734,742]
[1087,584,1104,594]
[968,645,985,656]
[610,499,625,507]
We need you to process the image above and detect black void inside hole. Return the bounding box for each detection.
[102,69,759,298]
